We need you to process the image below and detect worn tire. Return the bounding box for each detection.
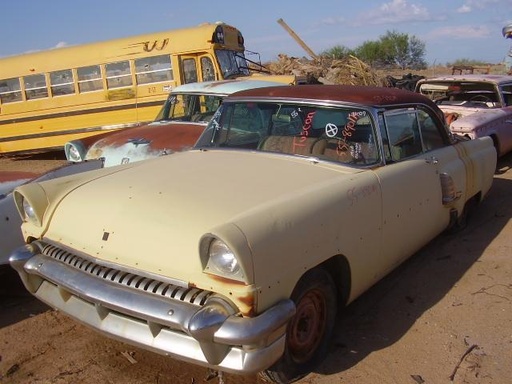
[259,267,337,383]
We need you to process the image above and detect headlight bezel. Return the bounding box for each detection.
[200,235,249,283]
[13,185,48,227]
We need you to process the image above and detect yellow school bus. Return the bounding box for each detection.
[0,22,298,155]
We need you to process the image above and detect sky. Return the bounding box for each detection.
[1,0,512,66]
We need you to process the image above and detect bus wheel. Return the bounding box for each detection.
[259,267,337,384]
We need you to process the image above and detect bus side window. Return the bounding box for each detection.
[0,78,22,103]
[182,58,198,84]
[106,61,133,89]
[24,74,48,100]
[50,69,75,97]
[77,65,103,93]
[201,57,216,81]
[135,55,173,84]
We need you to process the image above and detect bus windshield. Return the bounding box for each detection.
[216,50,251,79]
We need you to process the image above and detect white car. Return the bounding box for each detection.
[64,79,284,167]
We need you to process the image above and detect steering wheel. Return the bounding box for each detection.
[469,95,493,104]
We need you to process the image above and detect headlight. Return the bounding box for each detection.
[13,185,48,227]
[22,198,37,221]
[64,141,86,162]
[203,238,245,282]
[209,239,240,274]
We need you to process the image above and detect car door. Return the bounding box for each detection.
[373,107,466,276]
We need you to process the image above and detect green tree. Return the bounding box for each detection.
[379,30,427,70]
[407,36,427,69]
[354,40,383,66]
[379,30,409,68]
[335,30,427,70]
[320,45,354,59]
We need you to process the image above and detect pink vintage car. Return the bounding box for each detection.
[415,74,512,156]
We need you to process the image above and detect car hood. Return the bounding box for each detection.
[38,149,360,282]
[85,121,205,167]
[444,106,512,133]
[439,104,499,119]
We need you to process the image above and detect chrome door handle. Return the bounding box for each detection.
[425,156,438,164]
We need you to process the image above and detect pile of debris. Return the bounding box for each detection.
[264,54,425,90]
[265,54,386,86]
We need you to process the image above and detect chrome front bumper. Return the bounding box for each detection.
[10,243,295,374]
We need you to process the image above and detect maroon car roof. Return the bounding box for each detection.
[226,84,438,109]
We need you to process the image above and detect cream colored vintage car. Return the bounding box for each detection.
[10,85,496,383]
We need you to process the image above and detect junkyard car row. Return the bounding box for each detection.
[8,84,497,383]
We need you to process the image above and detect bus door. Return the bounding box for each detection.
[179,55,217,84]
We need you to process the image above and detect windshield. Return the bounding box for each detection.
[418,81,501,107]
[215,49,250,79]
[196,101,380,165]
[153,93,224,123]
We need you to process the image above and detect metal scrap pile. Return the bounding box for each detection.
[265,54,386,86]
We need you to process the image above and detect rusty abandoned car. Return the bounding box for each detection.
[10,85,496,383]
[64,79,283,167]
[415,74,512,156]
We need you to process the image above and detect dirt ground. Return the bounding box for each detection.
[0,151,511,384]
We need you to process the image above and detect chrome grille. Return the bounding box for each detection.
[40,242,213,306]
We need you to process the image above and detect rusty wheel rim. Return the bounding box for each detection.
[287,288,327,363]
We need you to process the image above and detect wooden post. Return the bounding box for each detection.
[277,18,318,59]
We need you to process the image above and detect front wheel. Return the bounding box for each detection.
[259,267,337,383]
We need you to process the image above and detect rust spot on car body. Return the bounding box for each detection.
[206,273,248,286]
[200,274,256,316]
[0,171,39,183]
[89,122,205,152]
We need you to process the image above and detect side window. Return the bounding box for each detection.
[203,95,222,113]
[0,78,22,103]
[50,69,75,96]
[383,109,422,161]
[212,103,264,147]
[134,55,173,84]
[105,61,132,89]
[201,57,216,81]
[24,74,48,100]
[417,109,445,151]
[77,65,103,93]
[182,58,198,84]
[500,84,512,106]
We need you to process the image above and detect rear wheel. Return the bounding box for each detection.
[259,267,337,383]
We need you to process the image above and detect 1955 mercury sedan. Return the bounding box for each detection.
[9,85,497,383]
